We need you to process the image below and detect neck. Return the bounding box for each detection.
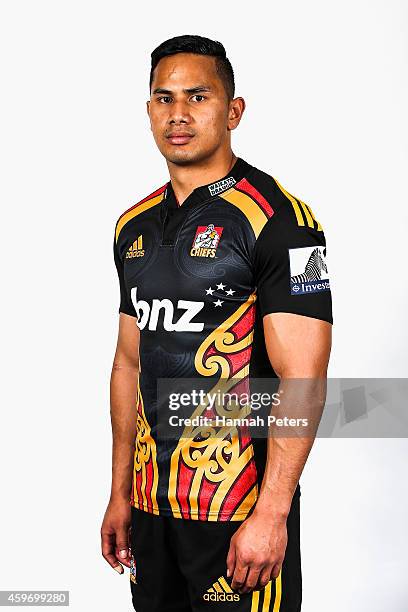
[167,150,238,206]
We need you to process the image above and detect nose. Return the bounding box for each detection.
[168,99,192,124]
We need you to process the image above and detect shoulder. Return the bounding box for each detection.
[115,181,168,243]
[242,165,324,236]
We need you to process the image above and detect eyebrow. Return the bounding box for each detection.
[152,85,212,95]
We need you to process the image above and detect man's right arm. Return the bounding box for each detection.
[101,312,140,574]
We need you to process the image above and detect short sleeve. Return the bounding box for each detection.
[253,204,333,324]
[113,237,137,317]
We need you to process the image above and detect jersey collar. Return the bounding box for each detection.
[163,156,253,210]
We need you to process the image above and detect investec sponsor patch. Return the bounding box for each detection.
[289,245,330,295]
[208,176,236,196]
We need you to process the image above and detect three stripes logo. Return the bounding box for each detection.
[274,178,323,231]
[126,235,145,258]
[203,575,282,610]
[203,576,240,602]
[251,576,281,612]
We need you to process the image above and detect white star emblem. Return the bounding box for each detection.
[205,287,215,295]
[225,288,235,296]
[214,299,224,307]
[216,283,226,290]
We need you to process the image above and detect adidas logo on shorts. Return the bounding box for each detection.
[203,576,240,602]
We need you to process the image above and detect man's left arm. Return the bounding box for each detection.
[227,312,331,593]
[226,186,333,593]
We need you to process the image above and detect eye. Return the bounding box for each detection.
[191,94,206,102]
[157,96,172,103]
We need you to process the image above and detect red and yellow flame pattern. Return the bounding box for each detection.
[168,292,260,521]
[131,380,160,514]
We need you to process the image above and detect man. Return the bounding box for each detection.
[101,34,332,612]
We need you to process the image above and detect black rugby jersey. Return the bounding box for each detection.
[114,156,332,521]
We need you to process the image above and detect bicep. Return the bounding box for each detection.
[263,312,332,378]
[113,313,140,370]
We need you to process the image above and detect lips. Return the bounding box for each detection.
[167,133,194,145]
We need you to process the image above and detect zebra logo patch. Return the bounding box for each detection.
[289,246,330,295]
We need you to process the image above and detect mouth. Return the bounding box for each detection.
[166,133,194,145]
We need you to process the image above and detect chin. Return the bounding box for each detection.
[164,149,201,165]
[166,147,216,167]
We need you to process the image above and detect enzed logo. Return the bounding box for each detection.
[289,246,330,295]
[126,235,145,258]
[203,576,240,603]
[131,287,204,332]
[190,224,223,258]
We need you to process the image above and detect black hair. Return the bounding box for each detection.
[150,34,235,101]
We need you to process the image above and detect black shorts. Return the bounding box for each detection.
[129,488,301,611]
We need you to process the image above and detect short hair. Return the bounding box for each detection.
[150,34,235,101]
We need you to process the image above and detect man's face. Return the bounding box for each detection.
[147,53,241,165]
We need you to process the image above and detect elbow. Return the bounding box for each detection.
[112,358,140,373]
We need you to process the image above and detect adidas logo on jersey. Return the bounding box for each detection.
[190,224,223,258]
[126,235,145,258]
[203,576,240,603]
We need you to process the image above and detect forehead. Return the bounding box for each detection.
[152,53,220,88]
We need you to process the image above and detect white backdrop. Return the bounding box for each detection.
[0,0,407,610]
